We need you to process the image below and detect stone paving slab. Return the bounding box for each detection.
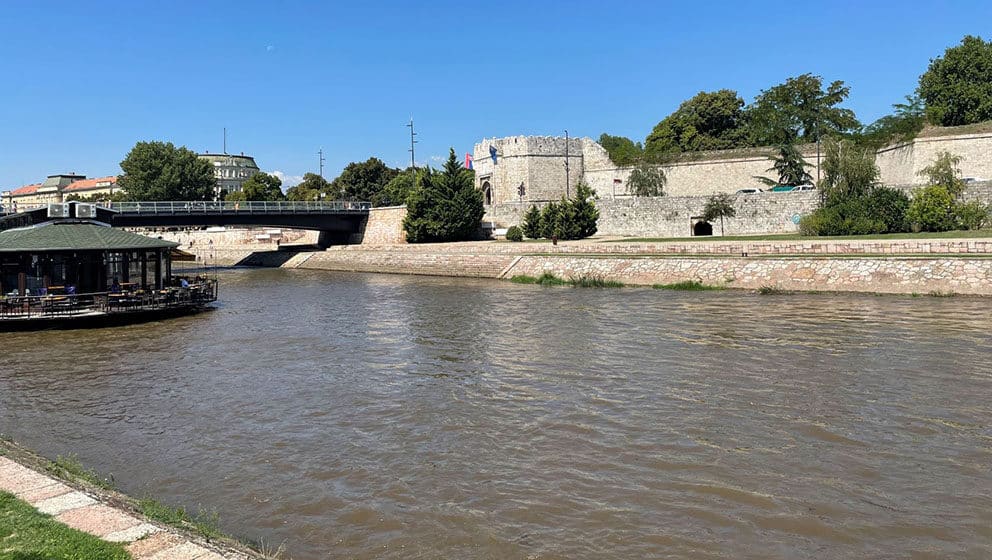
[57,503,142,537]
[34,490,97,515]
[0,456,56,493]
[105,522,160,542]
[145,541,217,560]
[127,532,186,557]
[15,480,73,503]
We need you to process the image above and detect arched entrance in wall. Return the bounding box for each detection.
[482,181,492,205]
[693,220,713,236]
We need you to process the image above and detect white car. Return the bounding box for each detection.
[963,177,987,184]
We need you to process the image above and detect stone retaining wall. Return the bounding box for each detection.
[505,255,992,295]
[292,250,515,278]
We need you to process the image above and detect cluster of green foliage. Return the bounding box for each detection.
[753,144,812,187]
[331,157,399,202]
[376,168,419,207]
[225,171,285,202]
[644,89,751,158]
[505,225,523,242]
[748,74,860,146]
[138,498,222,540]
[855,95,926,149]
[906,152,989,231]
[800,139,911,235]
[520,182,598,240]
[404,149,483,243]
[509,273,623,288]
[65,191,129,203]
[802,145,988,235]
[627,164,667,196]
[0,491,131,560]
[919,35,992,127]
[119,141,216,201]
[598,134,644,167]
[702,193,736,236]
[285,173,331,201]
[45,454,114,490]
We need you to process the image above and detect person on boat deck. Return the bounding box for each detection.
[180,278,189,288]
[111,278,121,293]
[66,285,76,295]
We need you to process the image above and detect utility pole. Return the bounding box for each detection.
[564,130,570,199]
[318,147,325,178]
[407,118,418,169]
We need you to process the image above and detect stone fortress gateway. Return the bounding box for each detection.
[473,126,992,238]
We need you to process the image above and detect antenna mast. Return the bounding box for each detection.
[318,148,326,178]
[407,118,418,169]
[223,127,227,154]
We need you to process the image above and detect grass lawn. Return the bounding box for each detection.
[0,491,131,560]
[603,229,992,243]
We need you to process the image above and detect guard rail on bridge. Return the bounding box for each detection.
[106,200,371,215]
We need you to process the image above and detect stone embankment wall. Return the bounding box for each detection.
[147,228,318,265]
[506,256,992,295]
[282,238,992,295]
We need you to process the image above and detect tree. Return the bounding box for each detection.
[224,190,247,202]
[627,163,667,196]
[754,144,812,187]
[403,148,484,243]
[567,182,599,239]
[238,171,285,201]
[747,74,861,145]
[118,141,216,201]
[919,35,992,126]
[702,193,736,236]
[331,158,399,204]
[644,90,751,158]
[907,185,955,232]
[521,205,542,239]
[818,138,880,203]
[374,169,418,207]
[285,173,331,201]
[857,95,926,148]
[598,134,644,167]
[918,151,965,198]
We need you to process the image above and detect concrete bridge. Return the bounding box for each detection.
[0,201,373,247]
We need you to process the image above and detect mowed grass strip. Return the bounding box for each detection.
[0,491,132,560]
[605,228,992,243]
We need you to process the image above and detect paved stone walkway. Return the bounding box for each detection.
[0,456,254,559]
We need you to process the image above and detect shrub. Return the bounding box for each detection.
[653,280,724,291]
[505,225,523,242]
[531,183,599,241]
[953,200,989,230]
[864,187,910,233]
[522,205,542,239]
[907,185,955,232]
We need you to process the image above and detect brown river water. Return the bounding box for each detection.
[1,268,991,559]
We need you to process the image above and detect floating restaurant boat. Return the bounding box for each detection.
[0,202,217,331]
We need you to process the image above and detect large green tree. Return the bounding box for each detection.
[627,163,666,196]
[919,35,992,126]
[285,173,332,201]
[234,171,285,201]
[374,168,418,207]
[819,138,880,202]
[404,149,484,243]
[857,95,926,149]
[598,134,644,167]
[118,141,216,201]
[748,74,860,145]
[644,90,750,158]
[331,157,400,203]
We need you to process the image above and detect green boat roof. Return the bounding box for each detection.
[0,222,178,252]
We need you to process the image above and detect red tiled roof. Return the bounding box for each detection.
[8,183,41,196]
[63,176,117,192]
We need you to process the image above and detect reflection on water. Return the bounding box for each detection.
[2,268,991,559]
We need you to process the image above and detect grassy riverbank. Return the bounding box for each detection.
[0,491,132,560]
[510,273,624,288]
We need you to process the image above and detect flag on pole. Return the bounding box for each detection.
[489,145,498,164]
[465,153,473,169]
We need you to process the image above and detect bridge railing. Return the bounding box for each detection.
[106,200,371,214]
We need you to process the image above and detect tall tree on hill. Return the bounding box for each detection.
[747,74,860,146]
[331,157,400,203]
[285,173,332,201]
[644,89,751,158]
[598,134,644,167]
[237,171,285,201]
[403,149,484,243]
[918,35,992,127]
[118,141,216,201]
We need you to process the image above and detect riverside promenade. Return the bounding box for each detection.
[267,236,992,295]
[0,453,262,559]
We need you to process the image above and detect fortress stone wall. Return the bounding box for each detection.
[477,127,992,237]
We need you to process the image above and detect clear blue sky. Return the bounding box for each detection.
[0,0,988,188]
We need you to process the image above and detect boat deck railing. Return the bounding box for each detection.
[0,280,218,320]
